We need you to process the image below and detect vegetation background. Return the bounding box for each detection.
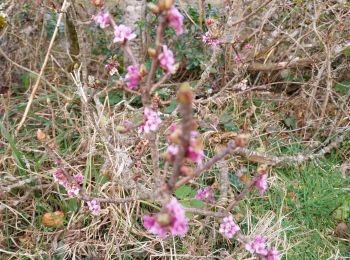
[0,0,349,259]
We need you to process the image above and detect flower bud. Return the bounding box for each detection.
[177,82,193,105]
[147,48,157,58]
[158,0,174,11]
[235,133,250,147]
[157,213,171,226]
[147,3,160,14]
[91,0,105,7]
[139,64,147,77]
[115,81,124,89]
[168,129,182,144]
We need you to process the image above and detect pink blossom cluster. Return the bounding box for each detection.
[167,6,184,35]
[158,45,176,74]
[139,107,162,134]
[245,236,281,260]
[144,198,188,238]
[255,174,268,196]
[202,31,220,47]
[187,130,205,164]
[113,24,136,43]
[195,187,214,203]
[234,55,243,65]
[53,170,84,198]
[87,199,101,215]
[245,43,253,49]
[219,215,240,239]
[93,11,110,29]
[125,64,142,89]
[105,61,119,76]
[166,124,204,165]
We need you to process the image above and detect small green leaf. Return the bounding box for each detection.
[335,82,350,96]
[284,116,297,129]
[67,198,78,213]
[0,122,27,171]
[175,185,193,199]
[108,93,122,105]
[342,48,350,57]
[164,99,177,114]
[224,122,239,132]
[190,199,204,208]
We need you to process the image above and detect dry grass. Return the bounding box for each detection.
[1,0,350,259]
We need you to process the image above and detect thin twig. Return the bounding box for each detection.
[16,0,70,134]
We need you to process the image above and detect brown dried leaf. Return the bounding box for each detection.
[335,222,349,238]
[42,211,65,227]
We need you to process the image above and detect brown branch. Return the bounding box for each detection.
[167,88,194,191]
[247,57,319,72]
[234,132,347,166]
[175,141,238,189]
[143,14,167,105]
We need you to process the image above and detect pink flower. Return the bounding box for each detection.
[186,132,204,165]
[105,61,119,76]
[255,174,268,196]
[219,215,240,239]
[202,31,220,47]
[196,187,214,203]
[245,236,268,255]
[93,11,110,29]
[165,198,188,236]
[144,215,167,238]
[234,55,243,65]
[167,145,179,156]
[74,173,84,185]
[186,146,204,164]
[158,45,175,73]
[245,43,253,49]
[125,64,141,89]
[66,183,80,197]
[139,107,162,134]
[53,169,68,186]
[266,249,281,260]
[87,199,101,215]
[113,24,136,43]
[144,198,188,238]
[167,6,184,35]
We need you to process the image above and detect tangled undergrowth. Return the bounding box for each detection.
[0,0,350,259]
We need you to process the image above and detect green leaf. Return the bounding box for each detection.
[175,185,193,199]
[335,82,350,96]
[342,48,350,57]
[224,122,239,132]
[284,116,297,129]
[164,99,177,114]
[67,198,78,213]
[20,73,31,89]
[0,122,27,171]
[190,199,204,208]
[108,92,122,105]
